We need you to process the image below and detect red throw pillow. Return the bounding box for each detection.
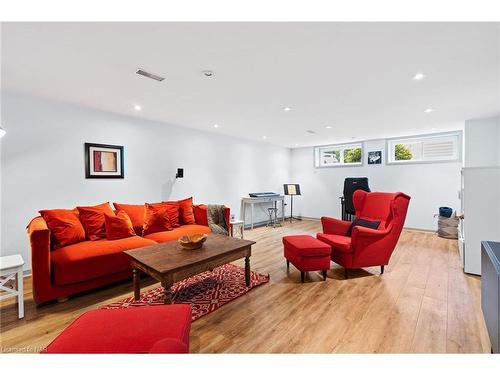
[39,208,86,247]
[143,203,173,236]
[178,197,195,225]
[193,204,208,226]
[77,202,115,240]
[113,203,146,235]
[162,201,181,228]
[104,210,136,240]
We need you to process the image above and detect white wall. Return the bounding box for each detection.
[0,92,291,270]
[464,116,500,167]
[290,138,462,230]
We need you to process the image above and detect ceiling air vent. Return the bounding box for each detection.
[136,69,165,82]
[306,130,316,134]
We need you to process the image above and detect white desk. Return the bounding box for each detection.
[0,254,25,319]
[241,196,285,229]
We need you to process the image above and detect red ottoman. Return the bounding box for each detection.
[43,305,192,354]
[283,235,332,283]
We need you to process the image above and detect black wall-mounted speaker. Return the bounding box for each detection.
[176,168,184,178]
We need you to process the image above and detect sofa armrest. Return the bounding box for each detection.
[224,207,231,234]
[351,224,392,238]
[27,216,52,304]
[320,217,352,236]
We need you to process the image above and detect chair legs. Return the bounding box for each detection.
[301,272,305,283]
[322,270,327,281]
[344,268,348,279]
[381,265,385,274]
[286,260,290,270]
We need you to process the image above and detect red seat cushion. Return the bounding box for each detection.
[51,236,157,285]
[43,305,191,353]
[282,235,331,257]
[144,224,211,243]
[317,233,352,253]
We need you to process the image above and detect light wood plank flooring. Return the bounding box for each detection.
[0,220,491,353]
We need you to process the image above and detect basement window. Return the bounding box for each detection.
[387,132,462,164]
[314,142,363,168]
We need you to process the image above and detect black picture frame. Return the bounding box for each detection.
[84,142,124,179]
[368,151,382,165]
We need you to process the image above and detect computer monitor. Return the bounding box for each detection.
[284,184,301,196]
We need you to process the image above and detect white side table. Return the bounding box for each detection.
[0,254,25,319]
[230,219,245,239]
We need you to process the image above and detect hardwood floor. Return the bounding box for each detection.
[0,220,491,353]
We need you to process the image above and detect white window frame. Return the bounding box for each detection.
[314,142,364,168]
[386,131,462,165]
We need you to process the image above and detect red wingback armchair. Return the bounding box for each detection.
[317,190,410,276]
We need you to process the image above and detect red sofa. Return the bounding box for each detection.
[317,190,410,275]
[43,305,192,353]
[27,204,230,304]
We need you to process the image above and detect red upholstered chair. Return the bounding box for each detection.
[43,305,192,354]
[317,191,410,276]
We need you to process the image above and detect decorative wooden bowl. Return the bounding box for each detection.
[178,233,208,250]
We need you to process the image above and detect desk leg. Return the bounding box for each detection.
[16,267,24,319]
[133,269,140,301]
[282,199,285,223]
[251,203,254,230]
[245,256,251,287]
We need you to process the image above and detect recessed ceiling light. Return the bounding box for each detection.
[133,105,142,111]
[412,72,425,81]
[262,135,267,140]
[283,107,292,112]
[431,127,437,130]
[202,70,215,77]
[213,124,219,128]
[295,143,299,147]
[325,125,332,129]
[424,108,434,113]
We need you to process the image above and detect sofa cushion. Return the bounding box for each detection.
[113,203,146,235]
[347,217,381,236]
[193,205,209,226]
[143,203,174,236]
[178,197,196,225]
[316,233,352,253]
[39,208,86,248]
[51,236,157,285]
[161,201,181,227]
[77,202,115,241]
[144,224,211,243]
[282,235,331,257]
[104,211,136,240]
[43,305,192,353]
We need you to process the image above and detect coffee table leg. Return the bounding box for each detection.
[245,256,251,287]
[133,269,140,301]
[162,281,173,304]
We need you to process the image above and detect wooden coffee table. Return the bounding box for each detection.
[124,234,256,304]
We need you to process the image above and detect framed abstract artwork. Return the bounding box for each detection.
[84,143,124,178]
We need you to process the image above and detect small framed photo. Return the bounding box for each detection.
[85,143,124,178]
[368,151,382,165]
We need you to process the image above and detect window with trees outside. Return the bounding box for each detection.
[387,132,461,164]
[314,142,363,167]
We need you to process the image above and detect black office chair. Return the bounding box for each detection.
[340,177,370,221]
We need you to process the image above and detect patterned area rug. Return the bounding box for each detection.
[103,264,269,321]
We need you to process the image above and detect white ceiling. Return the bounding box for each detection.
[2,22,499,148]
